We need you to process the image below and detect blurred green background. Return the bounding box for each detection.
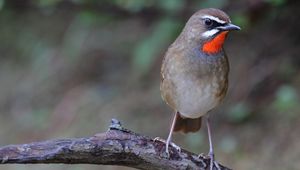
[0,0,300,170]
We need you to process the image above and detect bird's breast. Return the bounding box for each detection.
[161,48,229,118]
[175,72,226,118]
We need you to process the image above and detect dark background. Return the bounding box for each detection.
[0,0,300,170]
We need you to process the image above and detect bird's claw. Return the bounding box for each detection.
[153,137,163,142]
[197,153,221,170]
[197,153,206,159]
[213,162,221,170]
[208,152,221,170]
[154,137,181,157]
[169,142,181,152]
[206,161,221,170]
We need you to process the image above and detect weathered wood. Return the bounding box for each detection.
[0,119,230,170]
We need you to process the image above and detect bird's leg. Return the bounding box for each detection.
[154,112,181,157]
[205,115,221,170]
[165,112,180,155]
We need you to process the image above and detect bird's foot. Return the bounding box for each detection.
[154,137,181,157]
[154,137,181,152]
[208,152,221,170]
[197,153,221,170]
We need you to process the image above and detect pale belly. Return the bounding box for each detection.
[176,77,222,118]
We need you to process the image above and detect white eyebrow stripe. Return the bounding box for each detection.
[202,29,219,38]
[202,15,226,24]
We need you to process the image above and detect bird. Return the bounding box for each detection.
[159,8,240,169]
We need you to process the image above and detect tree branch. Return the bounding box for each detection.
[0,119,231,170]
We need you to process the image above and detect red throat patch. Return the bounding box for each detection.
[202,31,228,54]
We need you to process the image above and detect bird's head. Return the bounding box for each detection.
[183,8,240,54]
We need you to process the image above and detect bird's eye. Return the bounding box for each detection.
[204,19,213,26]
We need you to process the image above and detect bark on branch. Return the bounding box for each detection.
[0,119,231,170]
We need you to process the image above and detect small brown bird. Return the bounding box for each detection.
[160,8,240,169]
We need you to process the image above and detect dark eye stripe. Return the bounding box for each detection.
[204,19,226,29]
[212,20,225,28]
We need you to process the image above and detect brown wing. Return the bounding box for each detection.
[215,52,230,100]
[160,44,179,110]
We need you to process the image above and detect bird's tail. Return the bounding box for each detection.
[173,113,202,133]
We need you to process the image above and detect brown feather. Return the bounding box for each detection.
[174,113,202,133]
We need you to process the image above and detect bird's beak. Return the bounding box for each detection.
[217,23,241,31]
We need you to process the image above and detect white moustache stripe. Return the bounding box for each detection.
[202,15,226,24]
[202,29,219,38]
